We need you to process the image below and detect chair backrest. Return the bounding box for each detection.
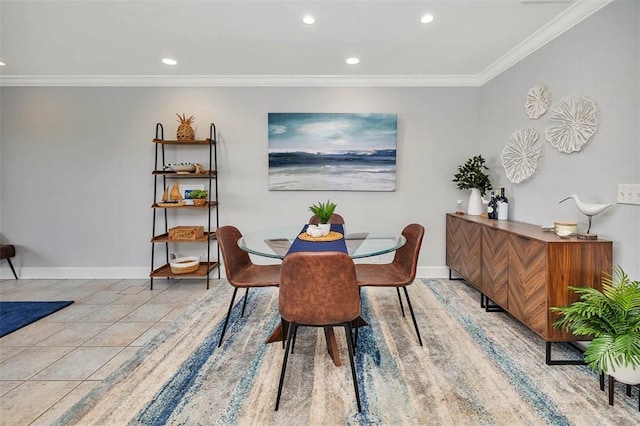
[216,226,253,285]
[280,251,359,325]
[308,213,345,225]
[392,223,425,282]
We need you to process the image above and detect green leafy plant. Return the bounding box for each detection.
[552,265,640,374]
[188,189,208,199]
[308,200,337,224]
[452,155,492,196]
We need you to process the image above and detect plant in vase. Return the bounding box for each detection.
[552,265,640,385]
[452,155,492,216]
[188,189,208,206]
[308,200,337,235]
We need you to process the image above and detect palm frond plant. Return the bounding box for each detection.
[308,200,337,224]
[552,265,640,376]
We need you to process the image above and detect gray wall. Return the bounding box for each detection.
[479,0,639,277]
[0,87,479,278]
[1,1,638,279]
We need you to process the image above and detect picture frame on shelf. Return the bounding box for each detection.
[180,184,205,205]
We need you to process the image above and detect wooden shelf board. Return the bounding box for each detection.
[151,232,216,243]
[150,262,218,278]
[152,139,215,145]
[152,171,217,178]
[152,201,218,209]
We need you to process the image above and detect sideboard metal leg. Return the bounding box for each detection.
[448,268,464,281]
[545,342,586,366]
[483,296,504,313]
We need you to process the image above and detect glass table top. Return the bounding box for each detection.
[237,224,406,259]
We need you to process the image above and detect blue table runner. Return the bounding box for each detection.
[285,224,348,256]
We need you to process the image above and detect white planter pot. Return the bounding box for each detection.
[467,188,483,216]
[610,362,640,385]
[317,223,331,236]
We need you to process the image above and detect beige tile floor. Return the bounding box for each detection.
[0,277,215,425]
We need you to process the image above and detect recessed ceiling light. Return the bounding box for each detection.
[0,61,5,66]
[346,57,360,65]
[162,58,177,66]
[302,15,315,25]
[420,14,434,24]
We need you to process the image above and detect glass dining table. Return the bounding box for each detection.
[236,224,406,367]
[237,224,406,259]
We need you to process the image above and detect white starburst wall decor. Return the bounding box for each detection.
[525,84,549,119]
[545,95,598,153]
[501,128,542,184]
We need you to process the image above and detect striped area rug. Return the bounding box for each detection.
[56,279,639,425]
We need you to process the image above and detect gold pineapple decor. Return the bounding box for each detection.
[176,113,195,141]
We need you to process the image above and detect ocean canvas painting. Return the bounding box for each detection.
[268,113,397,191]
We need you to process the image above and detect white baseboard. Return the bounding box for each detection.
[0,266,150,280]
[0,265,452,280]
[416,266,450,279]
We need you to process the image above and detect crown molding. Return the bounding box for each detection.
[0,74,482,87]
[0,0,613,88]
[478,0,612,85]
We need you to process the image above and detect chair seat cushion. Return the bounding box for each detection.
[233,264,281,287]
[0,245,16,260]
[355,263,412,287]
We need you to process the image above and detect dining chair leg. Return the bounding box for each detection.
[291,326,300,353]
[403,286,423,346]
[396,287,406,317]
[241,288,250,317]
[353,324,359,349]
[344,323,362,412]
[275,323,297,411]
[218,287,239,347]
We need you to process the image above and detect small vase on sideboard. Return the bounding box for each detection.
[467,188,483,216]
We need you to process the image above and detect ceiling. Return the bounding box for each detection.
[0,0,612,86]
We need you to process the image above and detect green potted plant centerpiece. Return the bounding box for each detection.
[188,189,208,206]
[309,200,337,234]
[452,155,492,216]
[552,265,640,385]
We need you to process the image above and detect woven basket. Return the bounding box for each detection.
[170,256,199,274]
[298,231,343,242]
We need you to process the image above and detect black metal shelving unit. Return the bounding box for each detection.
[149,122,220,290]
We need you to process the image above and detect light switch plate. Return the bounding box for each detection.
[617,184,640,205]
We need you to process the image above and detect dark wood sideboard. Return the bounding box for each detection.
[445,213,613,364]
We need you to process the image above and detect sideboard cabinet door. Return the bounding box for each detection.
[508,234,547,337]
[446,214,482,288]
[482,226,509,308]
[546,242,612,340]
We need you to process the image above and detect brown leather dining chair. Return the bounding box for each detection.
[355,223,425,346]
[308,213,345,225]
[216,226,281,347]
[275,251,361,413]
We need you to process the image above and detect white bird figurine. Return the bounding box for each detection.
[559,194,611,236]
